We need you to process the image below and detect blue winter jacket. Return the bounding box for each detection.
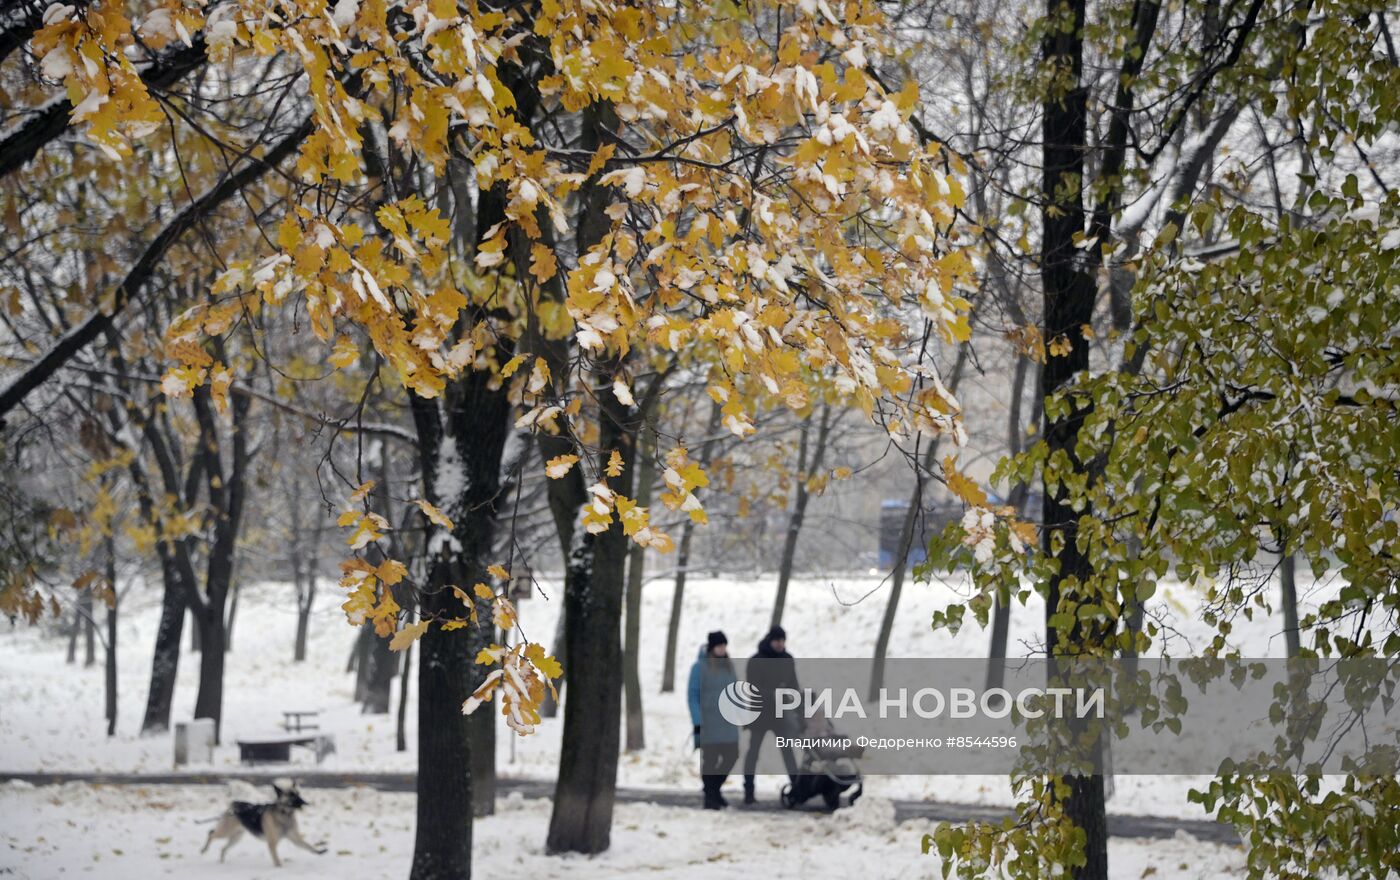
[687,645,740,745]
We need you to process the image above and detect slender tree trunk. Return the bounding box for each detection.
[470,659,497,817]
[661,400,722,693]
[294,570,314,662]
[104,536,118,737]
[547,359,638,855]
[988,357,1040,691]
[361,452,399,713]
[870,349,968,697]
[66,604,79,664]
[396,643,412,753]
[770,405,833,629]
[1041,0,1108,872]
[1279,553,1300,658]
[189,606,202,653]
[623,432,656,751]
[82,589,96,667]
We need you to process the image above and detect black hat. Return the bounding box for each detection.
[765,625,786,642]
[706,630,728,650]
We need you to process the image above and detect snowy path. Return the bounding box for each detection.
[0,771,1240,844]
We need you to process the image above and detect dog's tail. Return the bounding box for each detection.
[193,815,225,824]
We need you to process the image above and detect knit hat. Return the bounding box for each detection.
[765,625,786,642]
[706,630,728,651]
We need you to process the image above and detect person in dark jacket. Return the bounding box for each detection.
[687,630,740,809]
[742,625,799,804]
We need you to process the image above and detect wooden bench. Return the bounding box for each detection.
[236,734,336,765]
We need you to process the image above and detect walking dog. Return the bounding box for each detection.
[200,779,327,866]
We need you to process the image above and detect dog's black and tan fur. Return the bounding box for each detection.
[200,780,326,866]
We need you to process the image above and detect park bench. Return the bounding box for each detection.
[236,734,336,764]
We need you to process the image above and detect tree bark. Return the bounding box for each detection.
[104,536,118,737]
[547,360,638,855]
[770,404,834,630]
[407,346,513,880]
[140,552,186,733]
[623,431,656,752]
[396,643,412,753]
[660,400,723,693]
[1279,553,1300,658]
[1041,0,1108,873]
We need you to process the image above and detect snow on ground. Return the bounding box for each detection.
[0,571,1303,876]
[0,781,1246,879]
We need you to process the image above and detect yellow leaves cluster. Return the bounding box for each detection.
[464,641,562,735]
[31,2,168,159]
[659,446,709,524]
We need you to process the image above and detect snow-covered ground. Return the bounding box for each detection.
[1,571,1297,876]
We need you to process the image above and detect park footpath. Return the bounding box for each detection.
[0,770,1238,845]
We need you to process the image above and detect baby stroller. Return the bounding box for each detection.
[780,716,864,811]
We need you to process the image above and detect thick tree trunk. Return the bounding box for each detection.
[870,349,967,698]
[1041,0,1108,873]
[408,347,512,880]
[192,610,227,740]
[623,433,656,752]
[661,400,722,693]
[140,553,186,734]
[547,362,637,855]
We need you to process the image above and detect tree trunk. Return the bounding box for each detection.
[104,537,118,737]
[140,553,186,734]
[1041,0,1108,872]
[396,643,411,753]
[224,581,239,653]
[361,454,399,713]
[988,356,1039,691]
[1279,553,1300,658]
[82,588,96,667]
[547,361,637,855]
[623,432,656,752]
[470,657,497,817]
[770,404,833,630]
[870,349,968,698]
[661,400,722,693]
[193,609,227,740]
[66,604,79,664]
[408,343,513,880]
[294,571,314,662]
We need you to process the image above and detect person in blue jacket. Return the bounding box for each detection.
[688,630,740,809]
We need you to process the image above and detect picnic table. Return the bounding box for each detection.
[282,710,320,732]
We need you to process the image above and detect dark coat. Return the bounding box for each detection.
[746,637,799,725]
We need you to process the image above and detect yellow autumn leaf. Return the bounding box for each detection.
[606,449,624,477]
[943,455,989,507]
[388,619,429,651]
[413,499,454,529]
[545,454,579,479]
[473,582,495,600]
